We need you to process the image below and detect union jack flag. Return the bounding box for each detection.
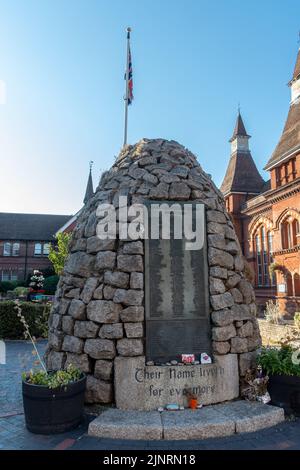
[127,45,133,105]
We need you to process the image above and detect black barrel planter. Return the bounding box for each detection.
[22,374,86,434]
[268,374,300,416]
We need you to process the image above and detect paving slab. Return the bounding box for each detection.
[161,407,235,440]
[0,340,47,417]
[88,408,163,440]
[88,400,285,441]
[214,401,285,433]
[235,406,284,434]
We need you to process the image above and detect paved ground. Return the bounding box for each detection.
[0,339,48,416]
[1,340,300,450]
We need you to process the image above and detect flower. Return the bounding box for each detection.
[29,270,44,291]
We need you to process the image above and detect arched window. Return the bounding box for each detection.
[294,273,300,297]
[281,222,289,249]
[262,227,269,286]
[286,272,293,296]
[267,231,276,286]
[255,233,263,287]
[292,219,299,246]
[254,226,274,287]
[281,217,299,249]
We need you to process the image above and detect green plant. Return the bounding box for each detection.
[49,232,71,275]
[269,262,285,278]
[14,286,29,297]
[294,312,300,331]
[22,364,82,389]
[43,275,59,295]
[15,301,82,389]
[0,301,50,339]
[0,280,21,293]
[257,346,300,377]
[5,290,17,299]
[264,299,281,324]
[29,270,45,290]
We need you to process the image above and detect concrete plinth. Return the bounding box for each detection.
[88,400,285,441]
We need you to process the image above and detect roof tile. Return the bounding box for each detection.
[0,213,72,241]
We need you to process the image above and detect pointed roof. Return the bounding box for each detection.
[265,49,300,170]
[265,100,300,170]
[221,151,265,195]
[83,167,94,204]
[290,48,300,83]
[221,113,264,195]
[229,112,250,142]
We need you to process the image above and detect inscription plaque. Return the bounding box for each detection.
[114,355,239,410]
[145,202,211,361]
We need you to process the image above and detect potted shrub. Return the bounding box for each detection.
[258,345,300,416]
[15,301,86,434]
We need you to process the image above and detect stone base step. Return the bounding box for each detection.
[88,400,285,441]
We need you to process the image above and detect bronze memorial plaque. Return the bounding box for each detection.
[145,201,211,362]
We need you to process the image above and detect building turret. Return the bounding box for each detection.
[221,112,264,196]
[83,161,94,204]
[221,112,265,252]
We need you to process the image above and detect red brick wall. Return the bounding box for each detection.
[225,193,252,255]
[270,153,300,190]
[0,240,53,282]
[225,154,300,318]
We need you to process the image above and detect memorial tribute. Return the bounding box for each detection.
[145,202,211,362]
[46,138,261,410]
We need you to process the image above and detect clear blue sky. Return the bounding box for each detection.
[0,0,299,215]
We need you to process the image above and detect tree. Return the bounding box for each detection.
[48,233,71,275]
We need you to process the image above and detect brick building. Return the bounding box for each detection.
[0,213,72,282]
[221,48,300,317]
[0,165,94,282]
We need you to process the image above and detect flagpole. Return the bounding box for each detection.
[123,27,131,147]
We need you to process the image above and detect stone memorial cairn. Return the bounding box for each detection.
[46,138,261,404]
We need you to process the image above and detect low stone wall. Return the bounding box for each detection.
[258,319,297,346]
